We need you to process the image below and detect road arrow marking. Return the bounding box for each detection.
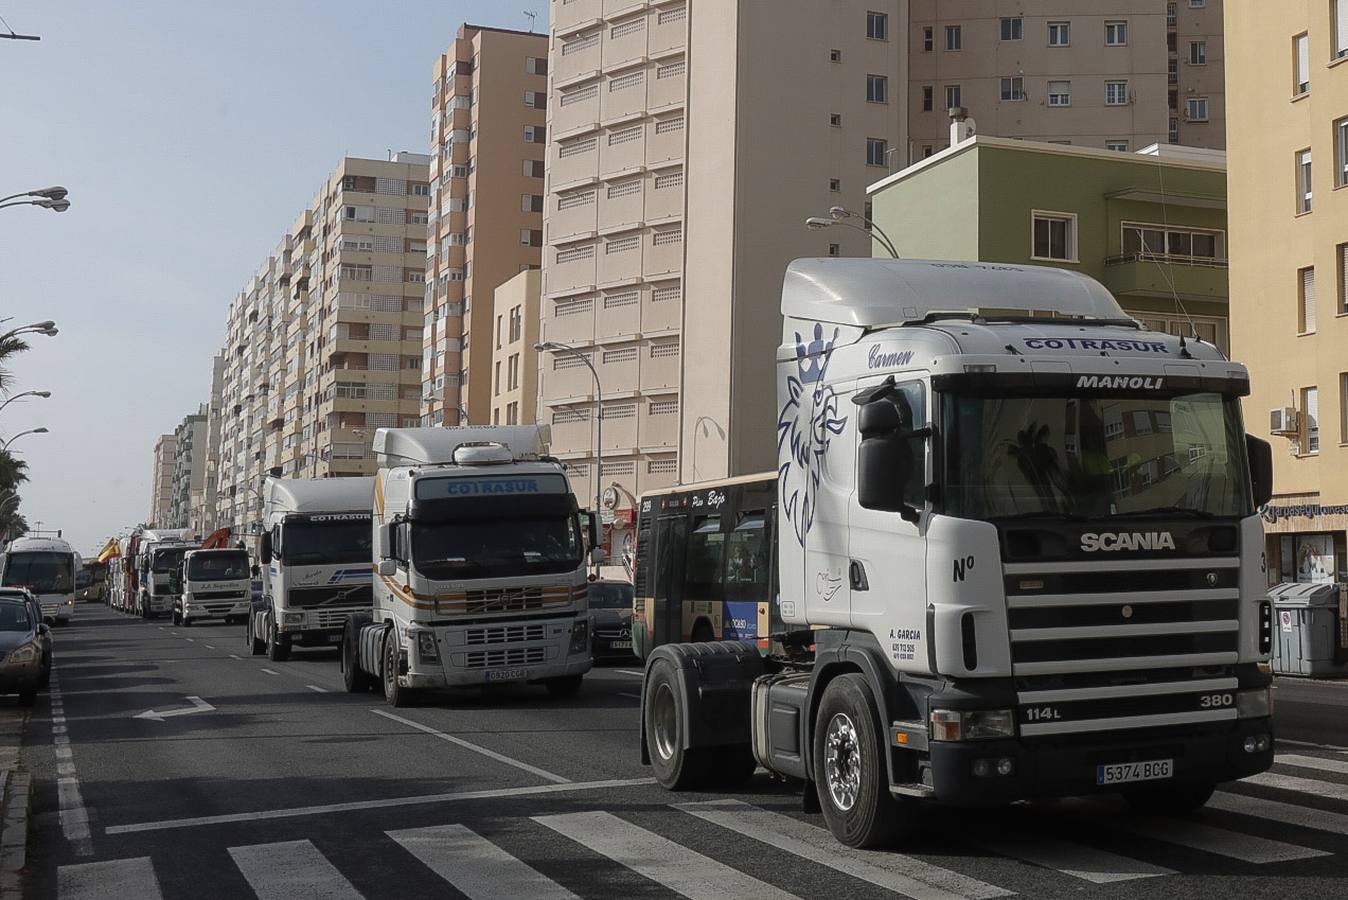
[133,696,214,723]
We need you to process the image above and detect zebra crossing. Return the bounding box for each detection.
[54,753,1348,899]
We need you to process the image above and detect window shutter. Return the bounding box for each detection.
[1303,266,1317,332]
[1341,246,1348,313]
[1338,0,1348,55]
[1299,34,1311,85]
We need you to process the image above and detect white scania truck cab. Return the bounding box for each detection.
[344,425,594,706]
[175,547,251,626]
[136,529,196,619]
[637,258,1277,849]
[251,477,374,662]
[1,535,80,625]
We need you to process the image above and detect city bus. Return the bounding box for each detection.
[631,474,778,660]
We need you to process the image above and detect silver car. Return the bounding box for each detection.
[0,598,45,705]
[0,588,51,687]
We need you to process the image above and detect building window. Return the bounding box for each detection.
[944,84,962,110]
[524,125,546,143]
[828,243,840,257]
[1105,21,1128,46]
[866,11,888,40]
[1336,0,1348,59]
[922,85,933,111]
[1339,243,1348,315]
[1302,386,1320,454]
[1032,211,1076,261]
[1000,17,1023,41]
[1190,0,1204,5]
[1189,40,1206,64]
[829,177,841,191]
[525,57,548,75]
[1186,96,1209,121]
[866,137,889,167]
[1047,80,1071,106]
[1106,140,1129,152]
[830,113,842,127]
[520,229,543,247]
[1295,32,1311,95]
[1169,117,1180,143]
[1168,3,1178,26]
[866,74,888,103]
[1297,148,1314,213]
[922,26,933,51]
[1300,266,1317,334]
[1048,21,1071,47]
[1105,80,1129,105]
[1000,76,1025,101]
[830,48,841,62]
[945,25,961,50]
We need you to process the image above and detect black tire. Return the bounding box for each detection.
[17,690,35,707]
[644,658,710,790]
[1124,782,1215,815]
[342,623,373,693]
[266,620,291,662]
[545,675,583,699]
[382,631,414,707]
[813,673,911,848]
[249,615,266,656]
[690,620,715,643]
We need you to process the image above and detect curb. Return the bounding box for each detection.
[0,769,31,897]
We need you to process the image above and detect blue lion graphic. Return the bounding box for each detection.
[778,323,848,547]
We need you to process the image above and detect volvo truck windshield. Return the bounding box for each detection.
[943,391,1251,520]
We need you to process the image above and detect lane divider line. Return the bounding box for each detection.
[260,669,279,676]
[306,685,328,693]
[46,674,92,857]
[370,709,571,784]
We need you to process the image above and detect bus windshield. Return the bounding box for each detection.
[412,515,582,580]
[3,552,74,594]
[282,520,371,566]
[943,391,1251,520]
[187,551,250,581]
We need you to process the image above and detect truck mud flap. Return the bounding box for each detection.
[640,641,764,764]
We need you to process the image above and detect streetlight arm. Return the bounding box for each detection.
[538,341,604,572]
[828,218,899,259]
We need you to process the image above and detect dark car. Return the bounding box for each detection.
[0,597,47,704]
[588,580,635,660]
[0,588,51,687]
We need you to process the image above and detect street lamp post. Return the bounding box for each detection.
[0,390,50,416]
[2,427,48,451]
[535,340,603,567]
[0,321,58,343]
[0,186,70,214]
[804,206,900,259]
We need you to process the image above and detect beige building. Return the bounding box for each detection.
[192,354,225,538]
[490,269,541,426]
[1228,1,1348,583]
[166,407,208,531]
[907,1,1225,159]
[149,434,177,527]
[213,155,430,542]
[540,0,907,553]
[423,24,549,427]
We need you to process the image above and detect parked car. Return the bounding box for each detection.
[588,580,635,660]
[0,596,48,704]
[0,587,51,687]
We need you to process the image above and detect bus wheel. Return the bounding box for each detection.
[813,674,911,848]
[644,658,709,789]
[382,632,415,708]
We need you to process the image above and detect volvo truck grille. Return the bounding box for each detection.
[465,624,547,646]
[463,646,548,669]
[435,584,585,616]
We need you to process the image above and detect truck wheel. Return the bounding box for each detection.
[249,616,265,656]
[544,675,583,699]
[382,632,415,707]
[266,621,291,662]
[813,673,910,848]
[342,624,373,693]
[644,658,709,789]
[1124,782,1215,815]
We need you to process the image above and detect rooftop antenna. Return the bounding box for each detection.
[523,10,538,32]
[1145,148,1200,358]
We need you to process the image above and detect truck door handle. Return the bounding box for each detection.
[849,560,869,591]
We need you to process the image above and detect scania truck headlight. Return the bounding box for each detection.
[1237,687,1273,719]
[930,708,1016,741]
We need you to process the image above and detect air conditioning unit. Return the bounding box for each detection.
[1270,407,1299,435]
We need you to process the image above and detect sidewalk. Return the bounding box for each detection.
[0,709,31,897]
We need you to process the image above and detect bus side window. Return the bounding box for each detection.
[724,511,768,601]
[685,516,725,604]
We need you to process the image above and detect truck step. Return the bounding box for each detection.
[889,782,936,799]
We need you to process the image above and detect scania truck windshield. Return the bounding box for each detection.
[943,391,1251,520]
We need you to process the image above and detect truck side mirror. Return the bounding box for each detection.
[1247,434,1273,509]
[377,559,397,577]
[857,400,920,522]
[587,511,600,550]
[378,523,397,561]
[251,565,260,579]
[259,532,272,562]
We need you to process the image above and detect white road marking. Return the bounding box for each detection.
[536,810,798,900]
[204,644,215,649]
[133,696,215,722]
[184,638,194,642]
[1210,790,1348,835]
[1274,737,1348,754]
[105,777,655,834]
[678,800,1011,899]
[1244,770,1348,803]
[58,856,162,900]
[306,685,328,693]
[229,839,361,900]
[47,679,92,856]
[982,832,1172,884]
[1276,753,1348,776]
[1119,817,1328,863]
[260,668,279,675]
[371,708,570,784]
[229,654,240,660]
[388,823,579,900]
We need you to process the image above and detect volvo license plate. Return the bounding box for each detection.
[327,633,342,643]
[485,668,529,682]
[1096,759,1173,786]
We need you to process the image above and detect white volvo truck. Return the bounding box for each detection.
[135,529,196,619]
[250,477,374,662]
[1,535,80,624]
[343,425,594,705]
[175,547,252,626]
[636,258,1276,848]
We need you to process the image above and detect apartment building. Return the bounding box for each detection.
[166,407,208,531]
[907,1,1225,159]
[148,434,177,528]
[211,155,430,542]
[541,0,906,554]
[1228,1,1348,584]
[490,269,541,426]
[191,354,225,538]
[423,24,549,427]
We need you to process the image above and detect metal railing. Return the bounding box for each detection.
[1104,252,1228,269]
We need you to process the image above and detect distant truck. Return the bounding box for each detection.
[1,535,80,625]
[250,477,374,661]
[173,548,251,627]
[135,529,196,619]
[343,426,595,705]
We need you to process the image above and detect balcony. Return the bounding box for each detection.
[1102,253,1227,304]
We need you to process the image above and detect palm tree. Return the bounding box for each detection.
[0,452,29,494]
[1003,422,1063,513]
[0,335,29,396]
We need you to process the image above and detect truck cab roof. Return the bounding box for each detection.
[374,426,552,468]
[263,477,373,517]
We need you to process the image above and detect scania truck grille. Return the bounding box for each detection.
[1003,557,1241,737]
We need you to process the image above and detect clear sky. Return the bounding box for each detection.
[0,1,548,556]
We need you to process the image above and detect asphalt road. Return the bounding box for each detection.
[11,604,1348,899]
